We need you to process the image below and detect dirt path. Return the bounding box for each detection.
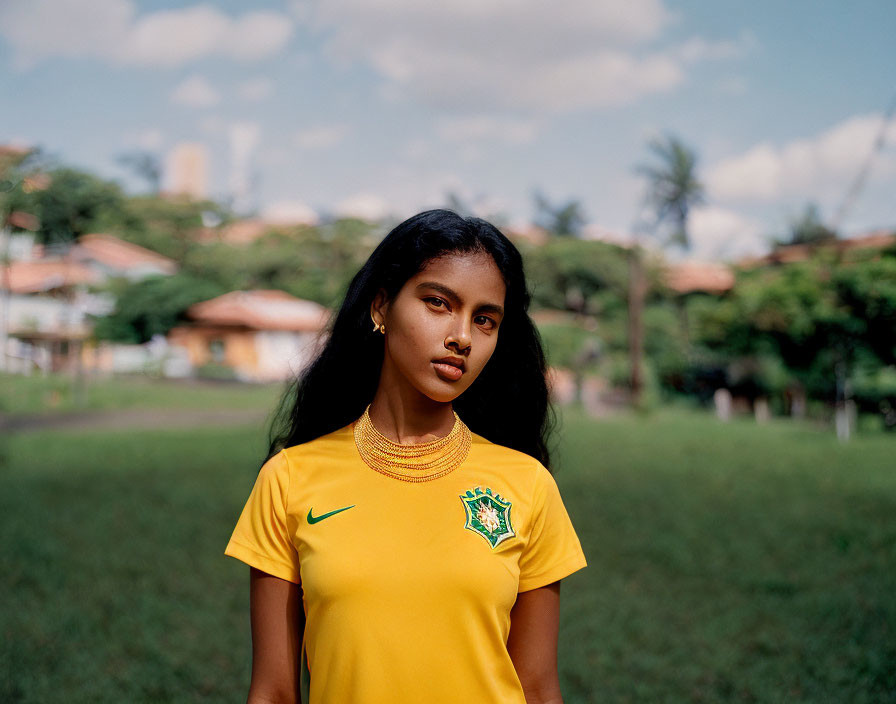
[1,408,271,433]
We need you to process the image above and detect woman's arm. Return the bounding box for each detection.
[247,567,305,704]
[507,581,564,704]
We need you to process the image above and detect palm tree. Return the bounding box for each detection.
[533,190,585,238]
[629,135,704,408]
[639,135,704,249]
[778,202,837,247]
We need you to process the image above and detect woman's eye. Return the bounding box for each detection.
[424,299,494,329]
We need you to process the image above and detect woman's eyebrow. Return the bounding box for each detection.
[415,281,504,316]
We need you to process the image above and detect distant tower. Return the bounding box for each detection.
[229,122,260,215]
[165,142,208,200]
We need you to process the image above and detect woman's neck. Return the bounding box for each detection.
[367,388,455,445]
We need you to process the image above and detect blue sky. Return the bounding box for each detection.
[1,0,894,261]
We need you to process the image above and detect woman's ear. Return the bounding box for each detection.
[370,288,389,327]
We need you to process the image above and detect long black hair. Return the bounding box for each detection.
[265,209,558,470]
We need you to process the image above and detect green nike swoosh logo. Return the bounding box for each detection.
[307,505,355,524]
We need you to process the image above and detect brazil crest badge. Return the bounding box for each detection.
[461,486,515,548]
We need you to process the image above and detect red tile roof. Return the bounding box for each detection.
[664,260,735,294]
[7,210,39,230]
[186,290,330,331]
[2,259,102,294]
[72,233,177,273]
[736,230,896,268]
[0,144,30,160]
[194,219,273,245]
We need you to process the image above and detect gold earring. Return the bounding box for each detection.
[379,323,386,334]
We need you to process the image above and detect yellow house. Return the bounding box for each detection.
[168,290,330,382]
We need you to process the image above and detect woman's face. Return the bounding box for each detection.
[371,251,507,404]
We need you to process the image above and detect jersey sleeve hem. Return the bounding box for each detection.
[224,539,301,584]
[517,553,587,593]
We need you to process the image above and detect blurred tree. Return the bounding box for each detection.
[445,191,472,217]
[116,150,162,195]
[1,147,48,230]
[833,256,896,366]
[692,253,896,435]
[1,155,101,398]
[1,146,43,186]
[776,203,838,247]
[533,191,585,238]
[639,135,705,250]
[525,234,632,403]
[181,218,376,308]
[1,147,49,374]
[443,190,509,228]
[91,273,227,344]
[525,238,630,314]
[99,194,231,264]
[19,167,125,248]
[631,134,704,408]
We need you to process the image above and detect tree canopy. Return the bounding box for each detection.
[91,274,227,344]
[638,134,704,250]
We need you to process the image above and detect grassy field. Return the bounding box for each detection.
[1,398,894,702]
[1,372,282,416]
[554,410,895,703]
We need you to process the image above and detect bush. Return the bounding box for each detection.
[195,363,239,382]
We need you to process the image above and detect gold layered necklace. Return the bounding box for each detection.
[353,404,472,482]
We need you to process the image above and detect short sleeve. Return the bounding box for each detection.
[224,450,301,584]
[517,465,587,592]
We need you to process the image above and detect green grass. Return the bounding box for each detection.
[1,426,267,703]
[1,405,894,702]
[553,408,896,703]
[1,372,283,416]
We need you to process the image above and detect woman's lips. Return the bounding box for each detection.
[433,362,464,381]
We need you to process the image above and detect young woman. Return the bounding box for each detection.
[225,209,587,704]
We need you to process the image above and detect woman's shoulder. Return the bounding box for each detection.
[278,421,356,464]
[468,430,549,478]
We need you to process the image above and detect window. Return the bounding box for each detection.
[209,339,225,363]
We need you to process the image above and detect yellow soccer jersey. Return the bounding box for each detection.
[225,421,587,704]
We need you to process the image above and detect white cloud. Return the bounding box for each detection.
[0,0,128,69]
[198,115,227,136]
[675,31,755,63]
[582,223,635,247]
[237,77,275,102]
[122,127,164,151]
[311,0,674,57]
[335,193,391,221]
[0,0,294,69]
[262,200,319,225]
[226,12,295,61]
[688,206,767,261]
[320,170,475,222]
[171,75,220,107]
[436,116,539,144]
[128,5,231,67]
[297,0,746,112]
[707,112,896,203]
[294,125,350,150]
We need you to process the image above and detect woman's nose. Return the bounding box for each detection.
[446,319,472,351]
